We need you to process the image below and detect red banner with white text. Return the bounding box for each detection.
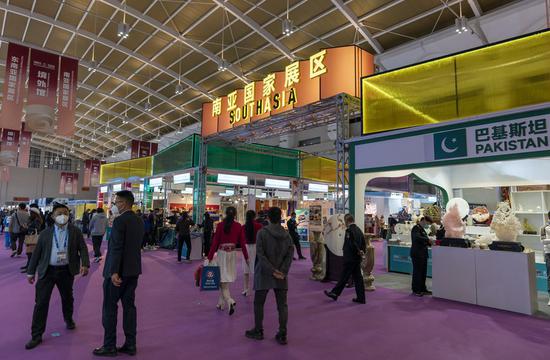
[57,57,78,137]
[0,129,20,166]
[91,160,102,187]
[17,130,32,168]
[131,140,140,159]
[83,159,102,190]
[1,43,29,130]
[27,49,59,133]
[60,172,78,195]
[139,141,151,158]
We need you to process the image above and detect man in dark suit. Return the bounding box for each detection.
[94,190,144,357]
[324,214,367,304]
[410,216,434,297]
[25,202,89,350]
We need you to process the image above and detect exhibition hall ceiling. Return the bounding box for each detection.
[0,0,516,159]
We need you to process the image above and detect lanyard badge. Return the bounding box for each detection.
[54,230,68,264]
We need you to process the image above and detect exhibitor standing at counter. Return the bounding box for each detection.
[410,216,433,297]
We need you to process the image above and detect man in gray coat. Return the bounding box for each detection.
[245,207,294,345]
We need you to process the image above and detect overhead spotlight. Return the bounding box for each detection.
[55,154,60,162]
[88,60,98,73]
[282,18,295,36]
[70,146,75,154]
[155,131,161,142]
[79,140,84,148]
[455,17,469,34]
[49,157,54,165]
[144,101,152,112]
[62,150,67,158]
[122,115,129,125]
[175,83,183,95]
[105,124,112,134]
[91,133,97,141]
[111,152,116,158]
[217,59,229,72]
[177,126,183,135]
[117,22,130,39]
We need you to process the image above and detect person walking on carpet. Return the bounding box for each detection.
[93,191,144,357]
[206,206,249,315]
[324,214,367,304]
[245,207,294,345]
[175,211,195,263]
[25,201,89,350]
[287,212,306,260]
[90,208,108,263]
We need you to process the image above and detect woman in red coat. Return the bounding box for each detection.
[241,210,263,296]
[207,207,249,315]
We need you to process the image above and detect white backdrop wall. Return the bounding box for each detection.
[0,166,98,204]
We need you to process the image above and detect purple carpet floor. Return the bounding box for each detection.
[1,238,550,360]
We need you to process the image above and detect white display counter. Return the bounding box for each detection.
[432,246,538,315]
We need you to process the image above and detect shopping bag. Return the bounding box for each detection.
[200,265,220,291]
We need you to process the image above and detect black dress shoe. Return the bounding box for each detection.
[229,302,236,316]
[324,290,338,301]
[245,328,264,340]
[413,292,424,297]
[423,290,433,296]
[66,320,76,330]
[275,331,288,345]
[117,345,137,356]
[93,347,117,357]
[352,298,366,304]
[25,338,42,350]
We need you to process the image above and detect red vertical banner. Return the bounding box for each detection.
[150,143,158,156]
[91,160,101,187]
[139,141,151,158]
[17,130,32,168]
[0,129,20,166]
[59,172,67,194]
[57,57,78,137]
[97,191,104,209]
[1,43,29,130]
[131,140,140,159]
[83,160,92,191]
[27,48,59,133]
[71,173,79,195]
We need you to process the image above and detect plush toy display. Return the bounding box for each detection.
[441,204,466,239]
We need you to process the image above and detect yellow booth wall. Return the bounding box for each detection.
[362,31,550,134]
[100,157,153,184]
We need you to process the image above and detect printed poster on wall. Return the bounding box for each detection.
[27,48,59,133]
[0,43,29,130]
[139,141,151,158]
[57,57,78,137]
[91,160,101,187]
[60,172,78,195]
[83,160,101,191]
[131,140,158,158]
[0,129,20,166]
[17,130,32,168]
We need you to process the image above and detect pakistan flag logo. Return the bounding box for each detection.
[433,129,468,160]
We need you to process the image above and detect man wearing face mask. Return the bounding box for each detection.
[410,216,434,297]
[94,191,144,357]
[25,201,90,350]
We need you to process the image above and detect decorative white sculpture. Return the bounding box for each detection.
[442,204,466,239]
[324,214,346,256]
[491,202,522,242]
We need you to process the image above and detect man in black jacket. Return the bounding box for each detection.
[94,191,145,357]
[324,214,367,304]
[25,202,89,350]
[410,216,434,297]
[287,212,305,260]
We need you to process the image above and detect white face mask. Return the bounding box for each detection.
[55,215,69,225]
[111,205,119,215]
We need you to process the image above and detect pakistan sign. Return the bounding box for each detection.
[353,110,550,172]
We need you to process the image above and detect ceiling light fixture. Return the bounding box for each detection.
[175,83,183,95]
[89,13,98,72]
[55,154,60,162]
[282,0,295,36]
[79,139,84,148]
[155,130,161,142]
[144,99,152,112]
[176,44,184,95]
[62,149,67,158]
[455,2,469,34]
[218,6,229,72]
[177,120,183,134]
[117,22,130,39]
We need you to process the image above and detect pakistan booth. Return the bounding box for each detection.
[350,30,550,315]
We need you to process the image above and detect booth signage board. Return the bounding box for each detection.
[202,46,373,137]
[149,177,163,187]
[217,173,248,186]
[353,108,550,173]
[265,178,290,189]
[308,183,329,193]
[173,173,191,184]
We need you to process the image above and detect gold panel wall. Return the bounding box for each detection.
[99,157,153,184]
[362,31,550,134]
[301,156,337,183]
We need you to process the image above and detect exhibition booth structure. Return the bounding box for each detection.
[350,30,550,315]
